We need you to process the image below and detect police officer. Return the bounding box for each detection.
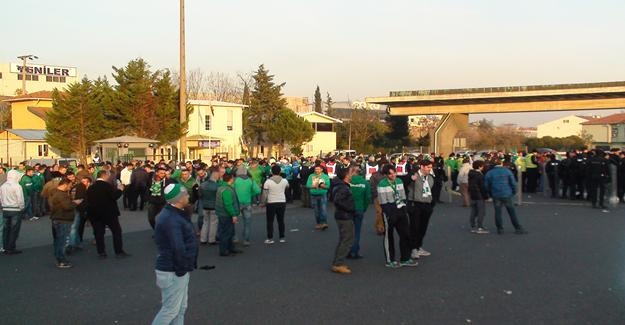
[586,150,609,209]
[545,154,560,198]
[431,155,448,206]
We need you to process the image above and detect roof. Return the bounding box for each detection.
[188,100,248,108]
[575,115,600,121]
[27,106,51,120]
[2,91,53,102]
[581,113,625,125]
[93,135,160,144]
[6,129,47,140]
[297,111,343,123]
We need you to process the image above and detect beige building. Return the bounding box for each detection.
[298,112,342,157]
[184,100,247,160]
[537,114,599,138]
[581,113,625,149]
[285,96,311,113]
[0,62,78,96]
[0,129,62,165]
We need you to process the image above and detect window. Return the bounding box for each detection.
[204,115,211,130]
[227,110,233,131]
[316,123,333,132]
[17,74,39,81]
[612,126,618,139]
[562,119,569,123]
[0,72,2,79]
[45,76,66,83]
[38,144,49,157]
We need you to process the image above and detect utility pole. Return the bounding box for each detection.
[178,0,187,162]
[17,54,38,95]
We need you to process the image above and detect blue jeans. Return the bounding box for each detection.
[69,210,81,247]
[218,219,235,254]
[492,197,522,230]
[152,270,189,325]
[350,212,364,256]
[2,210,22,251]
[23,195,33,219]
[311,195,328,224]
[240,205,252,242]
[52,221,71,263]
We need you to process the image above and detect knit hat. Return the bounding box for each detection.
[235,166,248,177]
[164,183,188,204]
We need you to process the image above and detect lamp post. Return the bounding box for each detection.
[178,0,187,162]
[17,54,38,95]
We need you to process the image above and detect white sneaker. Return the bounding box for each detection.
[29,217,40,221]
[418,248,431,257]
[264,239,274,245]
[279,238,286,243]
[410,248,420,260]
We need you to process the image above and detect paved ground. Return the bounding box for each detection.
[1,193,624,325]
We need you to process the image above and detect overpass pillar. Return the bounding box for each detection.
[431,113,469,156]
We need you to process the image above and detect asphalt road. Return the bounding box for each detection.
[1,194,624,325]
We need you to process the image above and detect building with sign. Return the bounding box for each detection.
[185,100,247,160]
[0,62,78,96]
[581,113,625,149]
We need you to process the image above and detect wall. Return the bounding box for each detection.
[0,131,62,165]
[583,124,611,143]
[10,99,51,129]
[537,115,586,138]
[302,131,337,157]
[187,103,244,159]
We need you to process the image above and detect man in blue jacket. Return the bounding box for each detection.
[152,183,199,325]
[484,159,528,235]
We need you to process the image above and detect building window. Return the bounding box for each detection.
[612,127,618,139]
[45,76,66,83]
[205,115,211,130]
[316,123,333,132]
[0,72,2,79]
[38,144,49,157]
[227,110,233,131]
[562,120,569,123]
[17,74,39,81]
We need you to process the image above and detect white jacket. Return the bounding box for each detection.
[457,163,472,185]
[0,170,25,211]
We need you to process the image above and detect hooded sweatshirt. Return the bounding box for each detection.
[0,170,25,211]
[262,175,289,203]
[234,175,261,206]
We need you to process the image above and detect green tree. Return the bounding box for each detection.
[242,82,251,106]
[381,115,413,150]
[268,108,314,156]
[153,70,188,144]
[313,86,322,113]
[244,64,287,155]
[325,92,334,116]
[92,77,119,138]
[46,78,105,163]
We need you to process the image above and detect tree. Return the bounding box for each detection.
[268,108,314,156]
[313,86,322,113]
[381,115,413,150]
[325,92,334,115]
[92,77,119,138]
[154,70,188,144]
[243,64,287,156]
[242,83,251,106]
[46,78,105,163]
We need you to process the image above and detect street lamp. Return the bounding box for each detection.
[17,54,38,95]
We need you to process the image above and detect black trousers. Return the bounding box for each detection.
[148,203,165,229]
[432,181,443,206]
[123,185,133,209]
[407,201,434,250]
[588,179,606,207]
[77,209,91,242]
[266,202,286,239]
[526,168,539,193]
[92,215,124,255]
[547,174,558,198]
[381,206,410,263]
[133,186,147,211]
[290,179,301,201]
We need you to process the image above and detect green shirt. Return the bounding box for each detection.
[350,175,371,213]
[307,172,331,196]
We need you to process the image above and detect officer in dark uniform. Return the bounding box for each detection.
[431,155,448,206]
[559,152,570,198]
[586,150,609,209]
[545,154,560,198]
[574,151,588,200]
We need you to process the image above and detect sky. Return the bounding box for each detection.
[2,0,625,126]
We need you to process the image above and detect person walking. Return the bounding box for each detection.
[233,168,261,246]
[87,170,131,258]
[261,165,289,244]
[468,161,489,234]
[406,160,435,261]
[331,168,356,274]
[484,158,528,235]
[215,174,242,256]
[306,165,331,230]
[152,183,198,325]
[48,179,82,268]
[378,165,416,268]
[457,158,472,207]
[348,166,371,259]
[1,170,25,255]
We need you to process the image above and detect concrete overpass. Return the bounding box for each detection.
[366,81,625,154]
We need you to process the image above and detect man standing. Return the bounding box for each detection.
[406,160,435,261]
[234,168,261,246]
[378,165,416,268]
[215,174,241,256]
[484,159,528,235]
[468,161,489,234]
[369,161,386,236]
[331,168,356,274]
[586,150,609,209]
[199,167,221,245]
[525,150,539,193]
[87,170,131,258]
[261,165,290,244]
[130,164,150,211]
[120,163,134,210]
[152,183,198,325]
[49,179,82,268]
[20,167,36,221]
[348,166,371,259]
[147,167,177,230]
[307,165,331,230]
[1,170,25,255]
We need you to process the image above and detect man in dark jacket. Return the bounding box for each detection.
[468,161,489,234]
[331,168,356,274]
[130,164,149,211]
[152,183,198,324]
[147,167,177,230]
[87,170,130,258]
[586,150,610,209]
[49,179,81,268]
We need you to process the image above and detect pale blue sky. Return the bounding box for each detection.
[2,0,625,125]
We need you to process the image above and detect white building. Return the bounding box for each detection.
[184,100,247,160]
[536,114,599,138]
[0,62,78,96]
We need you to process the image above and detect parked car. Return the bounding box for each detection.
[27,158,78,167]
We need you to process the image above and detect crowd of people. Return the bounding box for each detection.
[0,148,622,324]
